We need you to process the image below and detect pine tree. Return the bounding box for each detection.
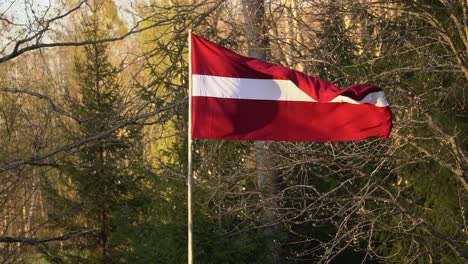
[42,3,150,263]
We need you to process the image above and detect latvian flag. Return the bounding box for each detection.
[190,33,392,142]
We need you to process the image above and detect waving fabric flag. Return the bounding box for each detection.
[190,33,392,142]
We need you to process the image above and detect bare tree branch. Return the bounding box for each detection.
[0,87,79,121]
[0,100,185,174]
[0,228,99,245]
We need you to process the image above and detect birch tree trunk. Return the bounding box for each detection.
[242,0,282,263]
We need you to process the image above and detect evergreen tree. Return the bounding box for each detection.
[369,1,467,262]
[42,3,152,263]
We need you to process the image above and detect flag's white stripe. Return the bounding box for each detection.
[192,74,389,107]
[331,91,389,107]
[192,74,315,102]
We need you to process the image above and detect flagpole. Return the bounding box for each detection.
[187,29,194,264]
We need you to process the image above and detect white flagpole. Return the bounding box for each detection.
[187,29,194,264]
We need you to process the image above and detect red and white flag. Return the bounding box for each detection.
[190,33,392,142]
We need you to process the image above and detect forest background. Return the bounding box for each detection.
[0,0,466,263]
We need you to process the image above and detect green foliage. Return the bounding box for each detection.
[42,5,158,263]
[193,217,272,264]
[365,2,467,262]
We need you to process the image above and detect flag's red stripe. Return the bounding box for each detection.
[191,34,382,102]
[192,97,392,142]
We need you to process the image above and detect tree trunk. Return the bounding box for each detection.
[285,0,301,67]
[242,1,282,263]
